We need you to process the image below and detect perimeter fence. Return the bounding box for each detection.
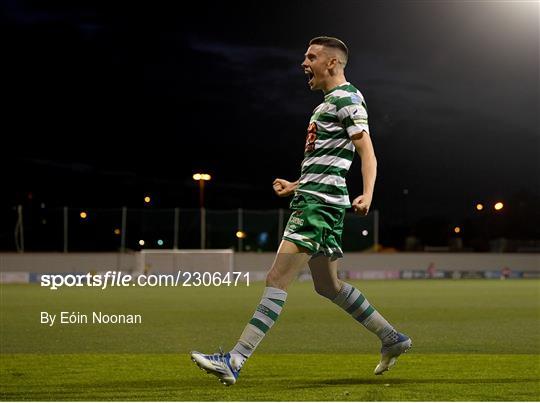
[9,207,377,253]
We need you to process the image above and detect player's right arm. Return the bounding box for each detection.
[273,178,299,197]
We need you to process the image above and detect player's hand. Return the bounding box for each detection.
[273,178,295,197]
[352,194,372,216]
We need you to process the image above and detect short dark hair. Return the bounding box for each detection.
[309,36,348,64]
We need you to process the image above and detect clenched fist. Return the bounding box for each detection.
[352,194,372,216]
[273,178,297,197]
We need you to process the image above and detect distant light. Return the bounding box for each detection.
[114,228,121,235]
[193,173,212,181]
[494,202,504,211]
[138,239,145,246]
[80,211,88,219]
[236,230,247,239]
[362,230,369,236]
[403,189,409,195]
[144,196,151,204]
[476,203,484,211]
[40,203,46,209]
[257,232,269,246]
[157,239,164,246]
[41,219,47,225]
[454,226,461,234]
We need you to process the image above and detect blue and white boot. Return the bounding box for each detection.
[190,348,243,386]
[374,332,412,375]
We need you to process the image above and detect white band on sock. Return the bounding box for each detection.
[261,298,283,314]
[231,286,288,359]
[332,282,352,306]
[234,324,265,357]
[263,286,287,301]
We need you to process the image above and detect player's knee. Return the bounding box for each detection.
[313,283,339,300]
[265,269,284,289]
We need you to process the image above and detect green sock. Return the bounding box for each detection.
[332,282,398,345]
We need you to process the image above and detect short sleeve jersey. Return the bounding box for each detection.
[296,82,370,207]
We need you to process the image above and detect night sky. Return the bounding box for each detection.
[3,1,539,230]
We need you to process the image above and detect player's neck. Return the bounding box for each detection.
[322,75,347,94]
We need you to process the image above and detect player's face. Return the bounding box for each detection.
[301,45,330,91]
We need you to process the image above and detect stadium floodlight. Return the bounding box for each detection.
[494,202,504,211]
[193,173,211,181]
[193,173,212,208]
[236,230,247,239]
[193,172,212,248]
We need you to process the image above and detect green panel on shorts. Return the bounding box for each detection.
[283,194,345,259]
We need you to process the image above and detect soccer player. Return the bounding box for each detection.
[191,36,411,386]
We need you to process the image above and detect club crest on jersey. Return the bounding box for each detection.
[305,122,317,153]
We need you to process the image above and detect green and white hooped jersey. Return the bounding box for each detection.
[296,82,369,208]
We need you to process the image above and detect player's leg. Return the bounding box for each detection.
[309,254,400,341]
[309,254,341,299]
[308,255,411,375]
[228,240,310,360]
[191,240,310,385]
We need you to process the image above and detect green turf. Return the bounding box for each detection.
[1,353,539,401]
[1,280,539,400]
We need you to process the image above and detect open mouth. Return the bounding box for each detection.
[305,70,314,85]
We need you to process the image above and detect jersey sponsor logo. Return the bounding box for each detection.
[289,216,304,226]
[305,122,317,153]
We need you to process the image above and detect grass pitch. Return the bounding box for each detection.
[1,280,539,400]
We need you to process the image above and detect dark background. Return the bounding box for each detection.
[2,0,539,251]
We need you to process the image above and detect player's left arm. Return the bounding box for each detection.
[351,130,377,216]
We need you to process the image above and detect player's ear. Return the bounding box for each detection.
[327,57,338,69]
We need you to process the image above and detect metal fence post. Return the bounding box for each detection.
[173,207,180,249]
[373,209,379,252]
[120,206,127,252]
[200,207,206,249]
[15,205,24,252]
[63,206,68,253]
[237,208,243,252]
